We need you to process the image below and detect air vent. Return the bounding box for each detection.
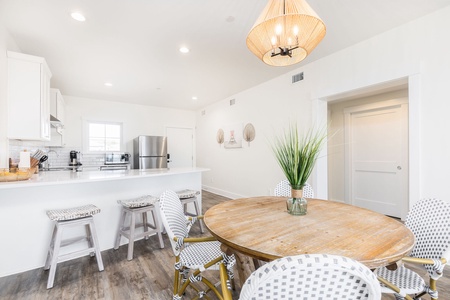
[292,72,304,83]
[201,110,206,116]
[230,99,236,106]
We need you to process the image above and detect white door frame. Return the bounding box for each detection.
[344,98,409,218]
[312,74,421,219]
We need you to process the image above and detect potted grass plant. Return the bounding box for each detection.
[272,124,327,215]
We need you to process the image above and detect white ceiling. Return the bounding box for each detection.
[1,0,449,111]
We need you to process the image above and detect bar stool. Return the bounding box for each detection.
[114,195,164,260]
[175,189,205,233]
[44,204,104,289]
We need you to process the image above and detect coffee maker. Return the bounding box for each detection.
[69,151,82,166]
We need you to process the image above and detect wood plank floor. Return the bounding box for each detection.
[0,190,448,299]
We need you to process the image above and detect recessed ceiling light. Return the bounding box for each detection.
[71,12,86,22]
[192,96,198,100]
[226,16,235,23]
[104,82,113,87]
[179,47,190,54]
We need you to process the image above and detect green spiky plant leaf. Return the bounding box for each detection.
[272,124,327,190]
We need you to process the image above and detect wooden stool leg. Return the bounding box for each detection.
[192,200,205,233]
[88,219,104,271]
[183,201,188,214]
[152,205,165,249]
[47,223,63,289]
[127,212,136,260]
[114,209,126,250]
[85,223,95,257]
[143,211,149,240]
[44,224,57,270]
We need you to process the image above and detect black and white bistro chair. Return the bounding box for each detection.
[274,179,315,198]
[376,198,450,300]
[239,254,381,300]
[159,190,235,300]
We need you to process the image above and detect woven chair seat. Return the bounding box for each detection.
[376,265,425,294]
[46,204,100,221]
[180,241,223,269]
[117,195,158,208]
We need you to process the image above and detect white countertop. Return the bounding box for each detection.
[0,167,209,190]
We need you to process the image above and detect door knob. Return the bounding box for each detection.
[397,166,402,170]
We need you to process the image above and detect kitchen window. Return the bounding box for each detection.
[85,121,123,152]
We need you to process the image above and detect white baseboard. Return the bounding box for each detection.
[327,198,346,203]
[202,185,247,200]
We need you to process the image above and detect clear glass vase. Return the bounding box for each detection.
[287,188,307,215]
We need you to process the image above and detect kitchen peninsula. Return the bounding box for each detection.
[0,167,207,277]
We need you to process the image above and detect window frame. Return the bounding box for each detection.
[82,119,124,153]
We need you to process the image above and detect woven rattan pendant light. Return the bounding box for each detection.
[246,0,326,67]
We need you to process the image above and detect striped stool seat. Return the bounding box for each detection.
[175,189,205,233]
[44,204,104,289]
[117,195,158,208]
[176,189,200,199]
[46,204,100,221]
[114,195,164,260]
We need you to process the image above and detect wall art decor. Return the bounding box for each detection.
[243,123,256,146]
[223,123,243,149]
[216,129,224,146]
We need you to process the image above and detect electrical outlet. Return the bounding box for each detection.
[211,177,214,183]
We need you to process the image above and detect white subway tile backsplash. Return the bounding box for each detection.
[9,140,106,167]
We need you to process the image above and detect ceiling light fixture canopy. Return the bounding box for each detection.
[246,0,326,67]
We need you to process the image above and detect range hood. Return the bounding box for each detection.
[50,115,63,128]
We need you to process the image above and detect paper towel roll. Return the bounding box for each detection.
[19,151,31,168]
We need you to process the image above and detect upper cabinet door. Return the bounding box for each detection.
[7,51,52,141]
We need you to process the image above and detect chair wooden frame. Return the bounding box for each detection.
[159,190,234,300]
[378,256,448,300]
[376,198,450,300]
[172,233,232,300]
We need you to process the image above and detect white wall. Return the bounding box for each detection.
[63,95,196,155]
[196,5,450,204]
[0,24,20,167]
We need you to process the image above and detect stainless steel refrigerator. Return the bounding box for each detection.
[133,135,168,169]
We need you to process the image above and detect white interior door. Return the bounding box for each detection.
[166,127,194,168]
[344,99,408,218]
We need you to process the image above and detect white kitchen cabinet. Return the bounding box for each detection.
[50,88,65,124]
[7,51,52,141]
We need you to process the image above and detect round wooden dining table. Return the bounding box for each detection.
[204,196,415,282]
